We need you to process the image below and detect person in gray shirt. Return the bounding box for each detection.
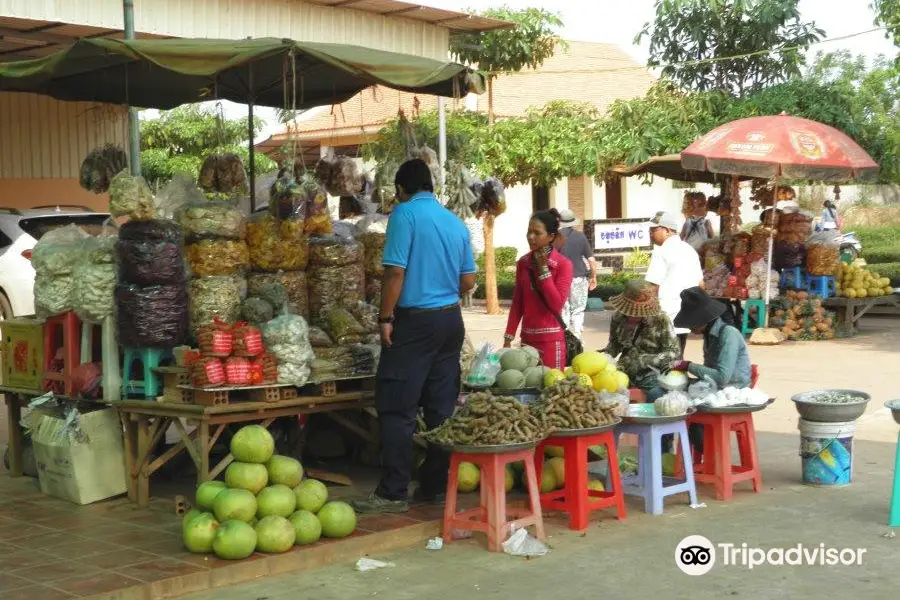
[558,209,597,340]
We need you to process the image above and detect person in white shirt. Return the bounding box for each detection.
[644,211,704,357]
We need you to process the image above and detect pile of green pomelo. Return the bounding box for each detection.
[182,424,357,560]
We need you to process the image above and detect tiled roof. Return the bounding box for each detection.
[257,40,654,148]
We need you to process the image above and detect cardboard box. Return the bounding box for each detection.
[31,408,127,505]
[1,317,45,390]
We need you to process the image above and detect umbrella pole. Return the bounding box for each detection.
[248,65,256,213]
[123,0,141,176]
[763,177,779,328]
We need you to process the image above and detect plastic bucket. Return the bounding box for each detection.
[798,418,856,486]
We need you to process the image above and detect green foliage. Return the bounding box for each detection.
[474,246,518,300]
[480,101,601,186]
[856,227,900,264]
[589,272,645,301]
[139,105,276,186]
[450,7,564,78]
[362,110,488,172]
[872,0,900,49]
[867,261,900,286]
[623,247,652,269]
[636,0,824,96]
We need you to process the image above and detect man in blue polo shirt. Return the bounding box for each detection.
[352,159,476,514]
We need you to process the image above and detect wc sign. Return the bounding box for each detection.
[592,220,651,251]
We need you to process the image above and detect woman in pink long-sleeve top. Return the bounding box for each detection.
[503,209,574,369]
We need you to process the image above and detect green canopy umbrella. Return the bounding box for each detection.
[0,37,484,109]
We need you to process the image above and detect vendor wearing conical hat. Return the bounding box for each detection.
[602,279,681,401]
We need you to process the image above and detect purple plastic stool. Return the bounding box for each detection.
[614,421,698,516]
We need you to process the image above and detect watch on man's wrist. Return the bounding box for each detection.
[378,315,395,325]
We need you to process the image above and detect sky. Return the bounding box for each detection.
[216,0,896,140]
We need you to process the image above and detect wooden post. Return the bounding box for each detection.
[137,417,151,507]
[198,421,210,484]
[121,413,138,502]
[5,394,23,477]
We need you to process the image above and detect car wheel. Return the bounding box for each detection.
[0,292,12,321]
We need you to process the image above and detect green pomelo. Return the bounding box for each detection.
[225,462,269,495]
[496,369,526,390]
[317,501,357,539]
[458,462,480,492]
[523,366,549,389]
[230,425,275,464]
[195,481,227,511]
[182,508,205,535]
[500,349,529,372]
[183,513,219,554]
[289,510,322,546]
[266,455,304,488]
[257,484,297,519]
[213,488,258,523]
[254,515,296,553]
[521,346,541,369]
[213,520,257,560]
[293,479,328,513]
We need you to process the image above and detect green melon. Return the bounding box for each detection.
[500,349,529,372]
[496,369,526,390]
[523,366,549,389]
[521,346,541,369]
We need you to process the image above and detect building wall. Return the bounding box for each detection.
[0,0,451,60]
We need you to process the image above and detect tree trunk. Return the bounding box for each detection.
[483,214,501,315]
[487,78,495,125]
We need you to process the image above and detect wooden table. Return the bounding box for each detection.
[116,391,375,507]
[825,294,899,332]
[1,386,109,477]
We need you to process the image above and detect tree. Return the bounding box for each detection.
[872,0,900,48]
[450,6,564,315]
[478,101,602,187]
[636,0,825,96]
[139,105,276,187]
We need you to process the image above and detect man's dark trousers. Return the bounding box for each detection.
[374,305,464,501]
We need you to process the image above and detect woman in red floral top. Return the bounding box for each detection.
[503,209,574,369]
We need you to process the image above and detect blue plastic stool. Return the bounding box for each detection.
[122,347,173,399]
[780,266,806,290]
[613,421,698,515]
[741,299,768,335]
[806,275,837,299]
[890,432,900,527]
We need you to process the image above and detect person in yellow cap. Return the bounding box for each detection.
[602,279,681,402]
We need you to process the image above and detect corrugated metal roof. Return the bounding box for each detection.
[300,0,512,32]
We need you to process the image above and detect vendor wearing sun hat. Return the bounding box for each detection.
[671,287,752,390]
[602,279,681,402]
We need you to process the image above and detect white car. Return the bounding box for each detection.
[0,206,112,319]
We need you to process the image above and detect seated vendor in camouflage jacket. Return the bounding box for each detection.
[601,279,681,401]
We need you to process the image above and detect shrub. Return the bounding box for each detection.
[856,227,900,264]
[474,246,518,299]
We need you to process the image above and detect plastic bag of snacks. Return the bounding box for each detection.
[806,231,841,276]
[116,283,189,348]
[232,323,264,357]
[253,352,278,384]
[348,302,379,333]
[31,224,89,276]
[109,171,156,220]
[303,184,332,236]
[308,326,334,348]
[261,313,310,348]
[317,156,363,198]
[701,238,726,271]
[277,362,311,387]
[366,277,382,306]
[73,261,115,323]
[177,200,246,240]
[373,161,399,212]
[702,264,729,297]
[750,225,774,256]
[117,220,186,286]
[241,297,274,326]
[35,273,74,317]
[357,231,386,277]
[247,272,307,318]
[732,232,751,258]
[478,178,506,217]
[773,241,805,270]
[323,307,366,344]
[308,263,364,321]
[775,210,812,244]
[79,144,128,194]
[246,213,309,271]
[198,152,248,195]
[309,236,363,266]
[225,357,252,386]
[155,173,206,221]
[681,191,707,217]
[186,239,250,276]
[196,319,234,357]
[189,276,243,329]
[192,357,226,388]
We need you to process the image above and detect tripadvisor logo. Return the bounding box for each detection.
[675,535,867,575]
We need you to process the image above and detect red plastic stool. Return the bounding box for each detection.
[677,412,763,501]
[43,311,82,396]
[443,448,544,552]
[535,430,626,530]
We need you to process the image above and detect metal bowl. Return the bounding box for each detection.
[885,400,900,425]
[790,389,871,423]
[459,389,541,406]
